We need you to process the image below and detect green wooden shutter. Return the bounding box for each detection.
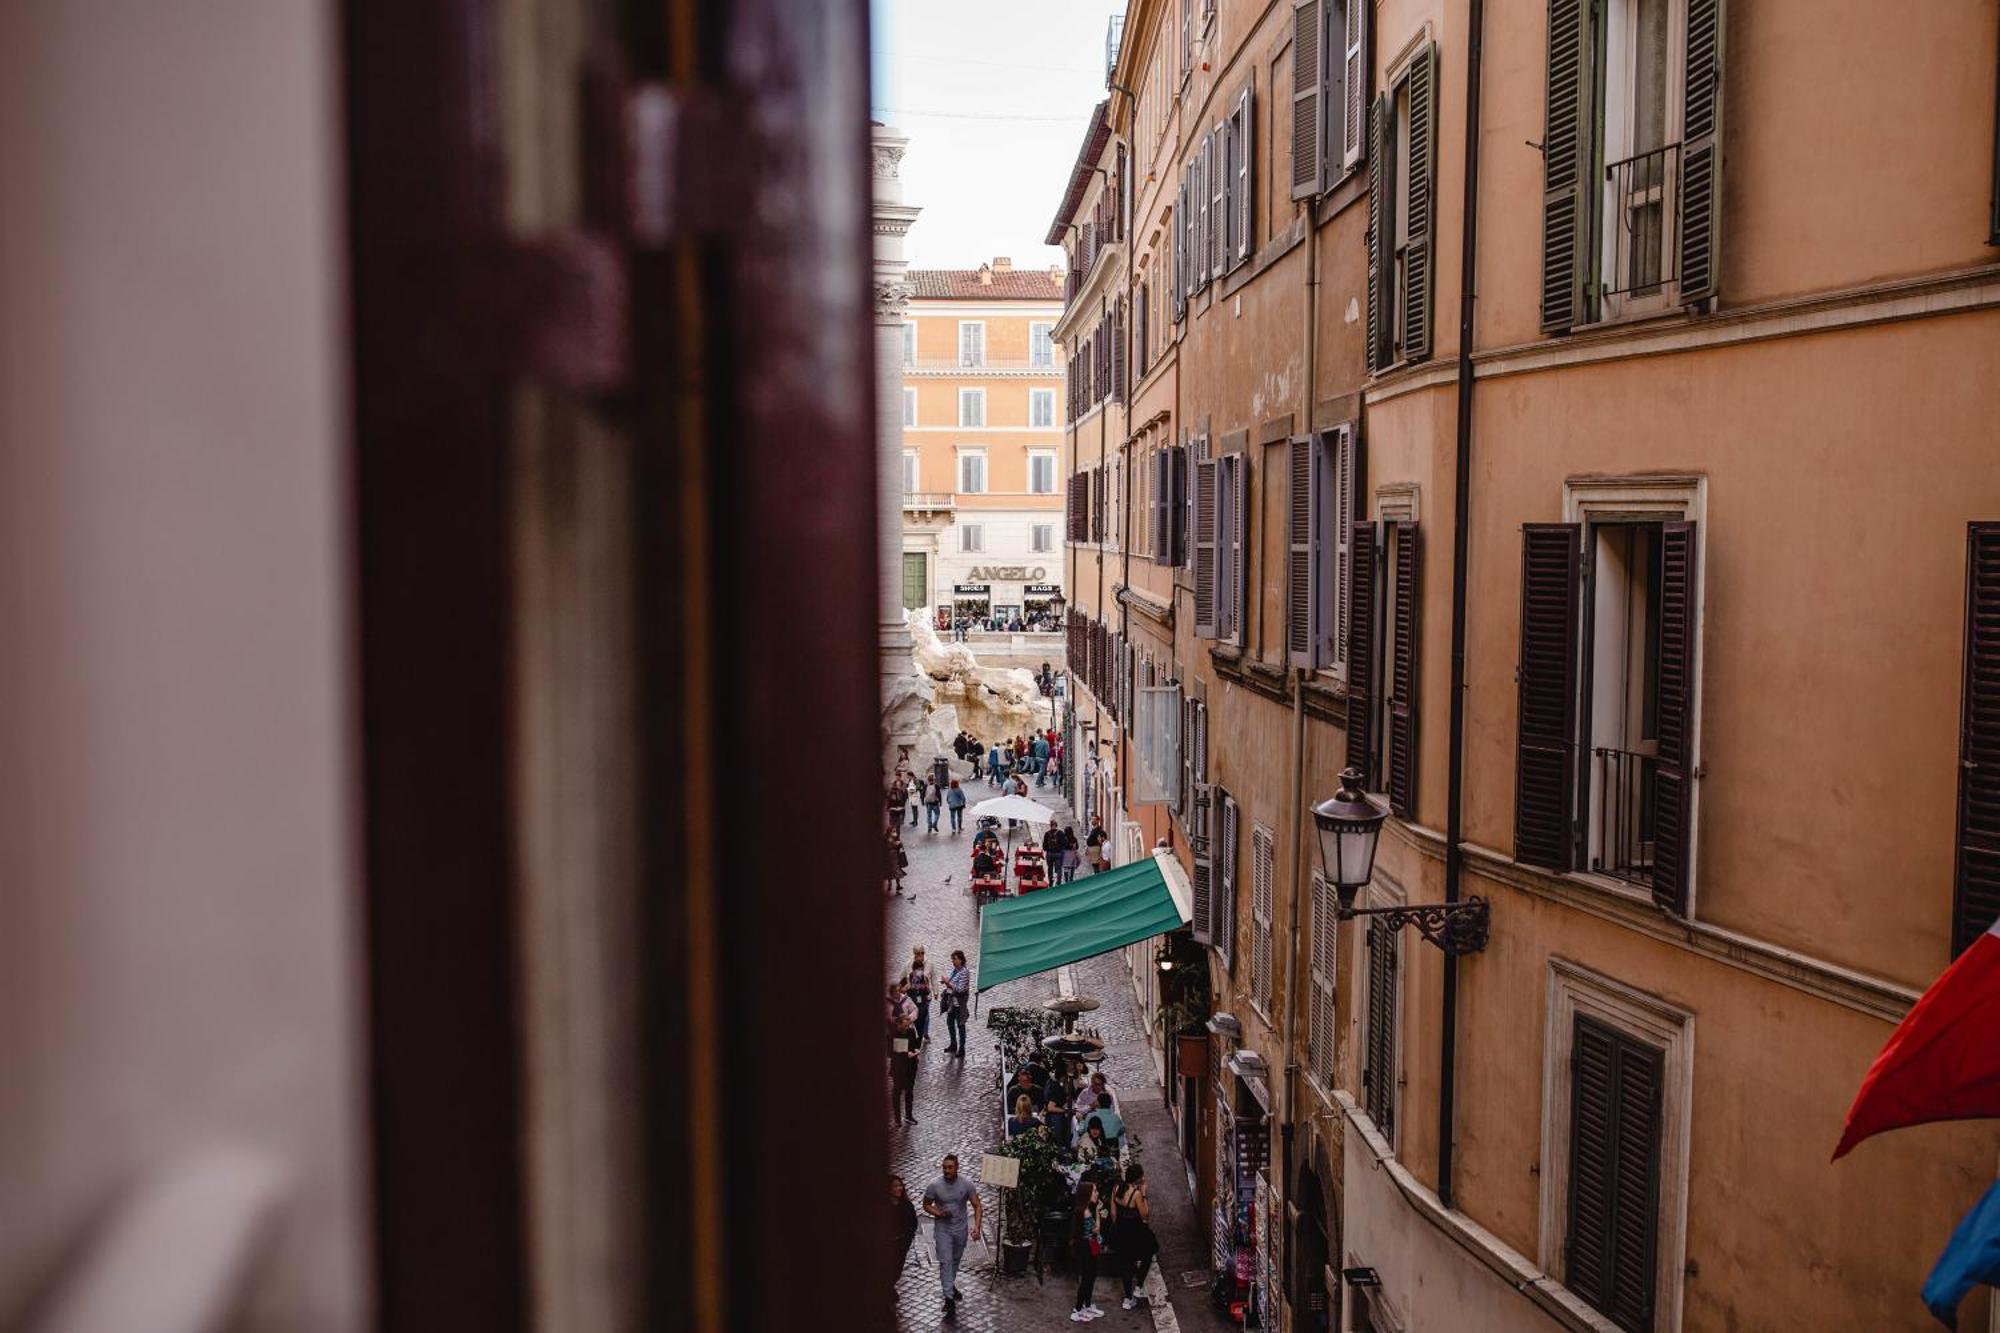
[1515,524,1582,870]
[1541,0,1594,332]
[1363,920,1396,1134]
[1216,789,1238,971]
[1345,521,1378,784]
[1287,437,1315,666]
[1194,450,1219,637]
[1677,0,1725,307]
[1365,94,1392,370]
[1388,521,1420,819]
[1403,43,1438,361]
[1650,522,1698,915]
[1954,523,2000,954]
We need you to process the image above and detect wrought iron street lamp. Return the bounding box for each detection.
[1310,767,1490,955]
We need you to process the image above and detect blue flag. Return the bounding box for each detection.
[1924,1181,2000,1327]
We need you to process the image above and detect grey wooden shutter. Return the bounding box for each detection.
[1112,300,1127,403]
[1174,179,1188,320]
[1403,44,1438,361]
[1153,448,1171,562]
[1363,921,1395,1134]
[1954,523,2000,955]
[1365,95,1392,370]
[1172,444,1191,566]
[1292,0,1324,200]
[1541,0,1593,332]
[1388,520,1420,819]
[1565,1016,1663,1332]
[1308,875,1335,1085]
[1650,521,1698,916]
[1345,521,1378,782]
[1210,127,1228,278]
[1330,425,1359,675]
[1194,451,1219,637]
[1192,787,1215,945]
[1216,790,1238,971]
[1341,0,1368,170]
[1677,0,1725,307]
[1236,87,1254,264]
[1224,456,1240,644]
[1196,139,1211,289]
[1287,437,1315,666]
[1515,523,1583,871]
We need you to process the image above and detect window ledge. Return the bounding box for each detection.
[1313,165,1369,227]
[1336,1092,1627,1333]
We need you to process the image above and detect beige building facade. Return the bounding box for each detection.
[900,263,1068,626]
[1060,0,2000,1330]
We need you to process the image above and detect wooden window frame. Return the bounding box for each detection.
[957,387,986,429]
[956,446,988,494]
[1537,959,1693,1333]
[957,319,987,367]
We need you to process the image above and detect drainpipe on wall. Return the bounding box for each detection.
[1439,0,1488,1213]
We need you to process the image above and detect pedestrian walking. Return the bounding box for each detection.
[1111,1165,1158,1310]
[905,778,921,828]
[1085,816,1110,873]
[901,946,934,1048]
[1069,1180,1105,1321]
[1060,826,1082,884]
[885,825,908,896]
[941,950,971,1055]
[986,744,1002,787]
[965,736,983,780]
[945,779,966,832]
[892,1175,920,1293]
[921,1155,984,1319]
[924,777,943,832]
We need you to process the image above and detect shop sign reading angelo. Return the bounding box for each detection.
[965,566,1047,581]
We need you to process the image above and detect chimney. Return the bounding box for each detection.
[992,256,1013,271]
[978,263,993,285]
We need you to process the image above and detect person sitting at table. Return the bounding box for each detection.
[1042,1076,1074,1144]
[1078,1120,1117,1173]
[972,826,1000,855]
[1085,1104,1125,1151]
[1006,1095,1042,1139]
[972,846,1000,879]
[1001,1067,1045,1119]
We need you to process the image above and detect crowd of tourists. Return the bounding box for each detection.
[953,728,1063,790]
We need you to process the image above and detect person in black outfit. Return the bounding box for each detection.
[1111,1163,1159,1309]
[891,1174,920,1294]
[1000,1067,1045,1120]
[1070,1179,1104,1321]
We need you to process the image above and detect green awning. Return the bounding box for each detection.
[976,854,1188,993]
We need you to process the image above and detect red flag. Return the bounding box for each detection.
[1833,919,2000,1160]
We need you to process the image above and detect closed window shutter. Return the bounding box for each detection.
[1287,437,1315,666]
[1365,95,1392,370]
[1403,44,1438,361]
[1173,181,1187,319]
[1173,445,1192,566]
[1341,0,1368,170]
[1388,520,1420,818]
[1216,790,1238,971]
[1112,301,1127,403]
[1230,454,1251,644]
[1196,141,1211,290]
[1541,0,1593,332]
[1291,0,1324,200]
[1954,524,2000,954]
[1650,521,1699,916]
[1192,782,1214,944]
[1236,87,1254,264]
[1345,521,1378,782]
[1677,0,1726,307]
[1565,1016,1663,1331]
[1252,826,1275,1011]
[1308,875,1335,1086]
[1152,449,1169,563]
[1364,920,1396,1134]
[1195,451,1219,637]
[1515,523,1583,871]
[1211,127,1228,277]
[1330,425,1359,674]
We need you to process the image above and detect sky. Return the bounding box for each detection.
[871,0,1126,271]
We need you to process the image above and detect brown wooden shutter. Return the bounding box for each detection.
[1172,444,1190,566]
[1112,300,1127,403]
[1363,920,1395,1134]
[1330,425,1360,673]
[1365,95,1392,371]
[1955,523,2000,955]
[1650,521,1698,915]
[1341,0,1368,171]
[1192,783,1215,945]
[1541,0,1593,332]
[1346,521,1378,782]
[1173,180,1187,320]
[1677,0,1725,307]
[1308,874,1334,1085]
[1515,524,1582,870]
[1292,0,1324,200]
[1194,450,1219,637]
[1153,448,1170,562]
[1287,437,1314,665]
[1565,1016,1663,1332]
[1195,137,1211,290]
[1216,789,1239,971]
[1388,520,1420,819]
[1403,43,1438,361]
[1211,126,1227,277]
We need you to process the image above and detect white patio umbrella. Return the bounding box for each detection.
[968,794,1057,884]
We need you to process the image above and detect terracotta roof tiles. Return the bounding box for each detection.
[906,268,1065,300]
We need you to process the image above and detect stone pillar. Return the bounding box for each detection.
[873,123,923,768]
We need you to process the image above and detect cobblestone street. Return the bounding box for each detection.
[885,768,1233,1333]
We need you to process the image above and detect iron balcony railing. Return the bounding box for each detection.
[1105,15,1125,86]
[1602,142,1680,299]
[1591,744,1657,886]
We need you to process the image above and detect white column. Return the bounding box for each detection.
[872,124,923,767]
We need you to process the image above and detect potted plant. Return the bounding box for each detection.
[988,1124,1070,1274]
